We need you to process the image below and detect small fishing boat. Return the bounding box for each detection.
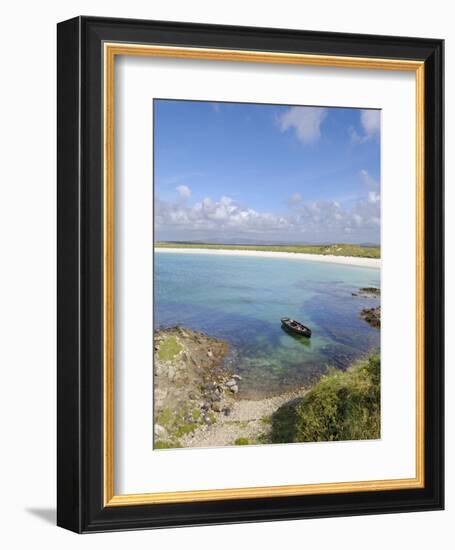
[281,317,312,338]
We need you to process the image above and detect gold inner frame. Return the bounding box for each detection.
[103,43,425,506]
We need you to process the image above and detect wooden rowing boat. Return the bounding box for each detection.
[281,317,312,337]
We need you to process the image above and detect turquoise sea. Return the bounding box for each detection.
[155,252,380,398]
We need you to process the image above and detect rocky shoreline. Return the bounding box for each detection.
[360,306,381,328]
[154,326,307,448]
[352,286,381,328]
[154,326,247,448]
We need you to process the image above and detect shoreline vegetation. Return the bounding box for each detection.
[155,242,381,268]
[270,354,380,443]
[154,297,381,449]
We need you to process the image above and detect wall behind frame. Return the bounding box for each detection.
[0,0,450,549]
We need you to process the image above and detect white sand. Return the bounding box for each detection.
[155,247,381,269]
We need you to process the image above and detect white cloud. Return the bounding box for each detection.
[348,126,363,144]
[361,109,381,137]
[348,126,362,143]
[156,190,381,244]
[288,192,304,207]
[176,185,191,198]
[368,191,380,203]
[353,214,363,226]
[350,109,381,144]
[156,195,290,238]
[277,107,327,145]
[360,169,379,188]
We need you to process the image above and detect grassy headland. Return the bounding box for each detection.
[155,242,380,259]
[270,354,380,443]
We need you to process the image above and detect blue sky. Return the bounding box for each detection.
[154,99,380,244]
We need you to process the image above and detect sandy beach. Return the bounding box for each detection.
[155,247,381,269]
[180,386,308,449]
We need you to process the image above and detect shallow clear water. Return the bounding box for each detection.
[155,252,380,398]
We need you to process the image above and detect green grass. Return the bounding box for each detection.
[175,423,198,437]
[155,242,380,259]
[154,440,182,449]
[156,406,201,437]
[157,336,182,361]
[192,409,202,422]
[156,408,174,428]
[271,354,380,443]
[234,437,250,445]
[155,405,219,447]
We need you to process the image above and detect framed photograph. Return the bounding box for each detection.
[57,16,444,532]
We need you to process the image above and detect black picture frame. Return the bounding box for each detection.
[57,16,444,533]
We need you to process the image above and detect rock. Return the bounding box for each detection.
[351,292,358,296]
[232,374,242,380]
[207,350,213,358]
[211,402,222,412]
[360,306,381,328]
[229,384,239,394]
[226,379,237,388]
[359,287,380,296]
[210,393,221,402]
[223,407,231,417]
[154,424,167,438]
